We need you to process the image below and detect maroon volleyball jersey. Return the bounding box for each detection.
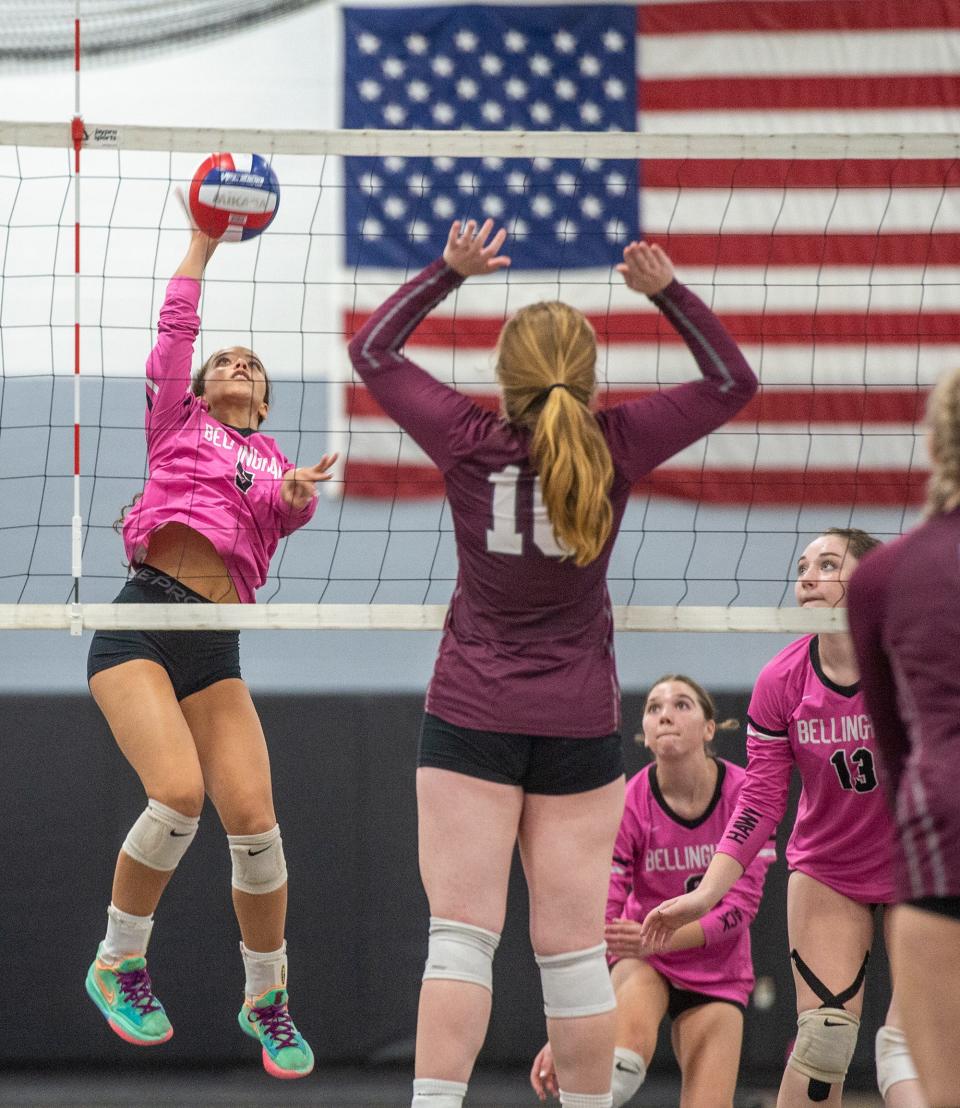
[848,507,960,900]
[349,259,757,736]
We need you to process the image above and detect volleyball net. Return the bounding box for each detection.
[0,122,955,633]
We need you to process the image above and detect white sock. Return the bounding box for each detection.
[241,940,287,1002]
[411,1077,468,1107]
[102,903,153,961]
[611,1046,646,1106]
[559,1091,614,1108]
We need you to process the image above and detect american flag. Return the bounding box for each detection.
[340,1,960,505]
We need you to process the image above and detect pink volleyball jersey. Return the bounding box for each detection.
[718,635,896,904]
[607,759,775,1005]
[848,509,960,901]
[348,258,757,737]
[122,277,317,603]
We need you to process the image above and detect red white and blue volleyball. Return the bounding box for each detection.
[189,153,280,242]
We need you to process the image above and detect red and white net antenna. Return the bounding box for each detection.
[69,0,83,629]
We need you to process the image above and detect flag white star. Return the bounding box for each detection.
[358,79,381,101]
[555,218,578,241]
[433,156,455,171]
[360,216,383,240]
[554,78,576,101]
[530,101,553,124]
[508,216,529,238]
[605,216,628,241]
[579,54,601,77]
[407,173,431,196]
[360,172,383,195]
[483,157,504,170]
[579,101,602,125]
[506,170,528,194]
[603,77,626,100]
[431,55,454,76]
[383,196,407,219]
[556,172,578,196]
[481,53,503,76]
[553,30,577,54]
[457,171,480,194]
[455,28,479,51]
[482,195,505,217]
[405,33,428,54]
[532,157,554,171]
[432,102,456,124]
[481,100,505,123]
[583,157,602,172]
[382,56,405,78]
[456,77,479,100]
[408,218,432,240]
[432,195,455,218]
[407,79,430,102]
[603,29,626,52]
[505,77,528,100]
[357,31,380,54]
[384,156,406,173]
[504,29,527,52]
[531,194,554,218]
[603,168,625,195]
[383,102,407,125]
[580,195,604,219]
[529,54,552,76]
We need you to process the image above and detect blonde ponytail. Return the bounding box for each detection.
[496,302,614,566]
[924,366,960,518]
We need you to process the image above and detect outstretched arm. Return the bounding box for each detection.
[347,219,510,472]
[172,229,219,280]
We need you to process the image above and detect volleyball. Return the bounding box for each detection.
[188,153,280,242]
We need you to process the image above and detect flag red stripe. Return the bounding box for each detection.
[346,385,927,424]
[639,0,960,34]
[344,311,960,347]
[650,233,959,268]
[640,159,960,189]
[344,462,927,505]
[640,74,960,112]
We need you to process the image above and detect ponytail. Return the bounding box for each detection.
[924,365,960,517]
[496,301,613,567]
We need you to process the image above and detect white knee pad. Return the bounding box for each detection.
[535,942,616,1019]
[611,1047,646,1107]
[875,1025,919,1097]
[227,824,287,895]
[122,799,199,872]
[422,917,500,992]
[787,1007,860,1088]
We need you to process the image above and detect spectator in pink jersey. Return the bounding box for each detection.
[848,366,960,1108]
[83,230,336,1079]
[530,675,775,1107]
[641,529,925,1108]
[349,219,757,1108]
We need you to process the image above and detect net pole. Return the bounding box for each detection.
[69,0,83,634]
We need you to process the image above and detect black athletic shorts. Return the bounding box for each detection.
[667,983,745,1020]
[87,565,242,701]
[418,712,624,796]
[904,894,960,922]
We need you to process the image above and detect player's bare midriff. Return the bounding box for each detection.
[144,522,240,604]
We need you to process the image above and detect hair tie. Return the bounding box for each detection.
[540,383,570,399]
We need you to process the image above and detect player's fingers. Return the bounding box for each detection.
[447,220,462,247]
[473,217,495,247]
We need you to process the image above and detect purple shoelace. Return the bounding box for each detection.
[255,1003,299,1051]
[116,967,162,1015]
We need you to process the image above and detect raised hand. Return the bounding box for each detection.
[616,240,674,296]
[280,452,339,511]
[443,218,511,277]
[604,916,655,959]
[529,1041,560,1101]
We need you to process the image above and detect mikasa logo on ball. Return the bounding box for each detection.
[199,184,276,213]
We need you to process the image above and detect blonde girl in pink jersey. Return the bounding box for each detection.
[83,229,336,1079]
[641,530,925,1108]
[530,676,775,1108]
